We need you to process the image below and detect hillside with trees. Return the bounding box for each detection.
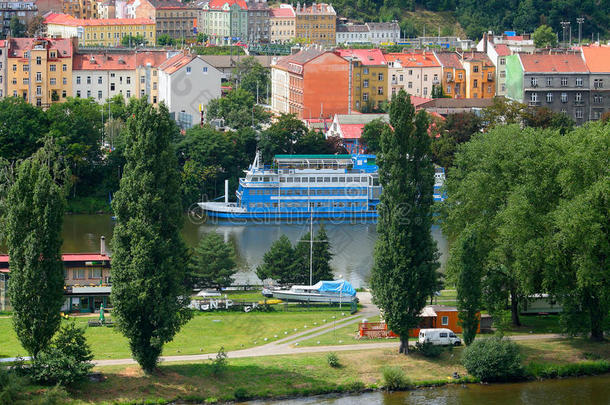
[333,0,610,40]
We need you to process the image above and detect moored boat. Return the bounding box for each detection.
[271,280,357,304]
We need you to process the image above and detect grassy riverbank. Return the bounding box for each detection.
[12,337,609,404]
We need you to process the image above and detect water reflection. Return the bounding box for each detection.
[1,215,448,288]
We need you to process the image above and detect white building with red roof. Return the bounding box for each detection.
[158,52,222,128]
[269,4,295,44]
[325,113,389,154]
[384,51,442,99]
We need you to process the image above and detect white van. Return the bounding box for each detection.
[418,328,462,346]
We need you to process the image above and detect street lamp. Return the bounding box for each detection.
[560,21,571,48]
[577,18,585,46]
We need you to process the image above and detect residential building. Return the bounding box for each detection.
[294,2,335,46]
[271,48,349,119]
[434,51,466,98]
[245,0,268,43]
[335,24,369,45]
[489,32,535,54]
[0,0,38,38]
[325,113,389,154]
[45,13,156,47]
[335,48,387,112]
[398,36,474,50]
[35,0,63,16]
[3,37,74,107]
[157,52,222,129]
[0,39,6,99]
[269,4,294,44]
[62,0,98,18]
[365,22,399,45]
[97,0,116,18]
[384,51,442,99]
[200,0,247,45]
[418,97,494,116]
[476,34,514,96]
[462,51,496,99]
[581,45,610,120]
[506,53,589,124]
[132,0,197,40]
[72,49,167,103]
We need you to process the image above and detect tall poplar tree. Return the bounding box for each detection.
[6,141,67,358]
[370,90,441,354]
[111,100,191,372]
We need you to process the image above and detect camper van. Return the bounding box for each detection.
[418,328,462,346]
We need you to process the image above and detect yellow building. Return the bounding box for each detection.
[3,38,74,107]
[294,3,335,46]
[336,49,388,112]
[45,13,156,47]
[462,52,496,99]
[63,0,99,19]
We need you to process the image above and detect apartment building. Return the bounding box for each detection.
[269,4,294,44]
[271,48,349,118]
[365,22,399,45]
[294,2,335,46]
[246,0,269,43]
[506,53,589,124]
[97,0,116,18]
[384,51,442,99]
[199,0,247,45]
[0,0,37,37]
[45,13,156,47]
[62,0,98,18]
[434,51,466,99]
[2,37,74,107]
[0,39,5,98]
[476,35,512,96]
[581,45,610,121]
[336,48,387,112]
[462,51,495,99]
[158,52,222,128]
[335,24,369,45]
[132,0,197,40]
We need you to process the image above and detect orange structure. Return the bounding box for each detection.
[359,305,481,339]
[271,48,349,119]
[462,51,496,99]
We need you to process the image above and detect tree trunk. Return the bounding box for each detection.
[399,335,409,354]
[510,288,521,327]
[589,296,604,342]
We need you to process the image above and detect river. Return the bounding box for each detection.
[18,214,448,288]
[251,375,610,405]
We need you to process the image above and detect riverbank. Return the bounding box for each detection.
[14,337,609,404]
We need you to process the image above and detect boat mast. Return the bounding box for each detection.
[310,210,313,286]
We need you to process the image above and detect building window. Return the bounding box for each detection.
[500,58,505,65]
[531,77,538,87]
[530,93,538,103]
[50,78,56,85]
[153,96,157,103]
[63,64,67,71]
[546,77,552,87]
[62,90,66,98]
[87,76,91,84]
[98,91,103,99]
[575,109,583,119]
[186,66,191,74]
[473,65,479,73]
[446,85,451,93]
[561,77,568,87]
[362,92,368,101]
[546,92,553,103]
[76,76,81,84]
[89,268,102,279]
[575,92,582,102]
[76,90,81,97]
[594,79,604,89]
[126,77,131,85]
[363,67,369,75]
[50,64,56,72]
[424,74,428,81]
[87,90,91,98]
[378,73,383,81]
[36,56,41,65]
[110,83,115,91]
[378,87,383,95]
[473,79,478,88]
[36,72,42,82]
[576,77,583,87]
[561,92,568,103]
[203,67,208,73]
[126,90,131,98]
[73,269,86,279]
[441,316,449,326]
[98,76,103,84]
[423,87,428,96]
[111,73,115,77]
[12,64,16,71]
[458,72,463,79]
[63,77,67,85]
[140,75,145,84]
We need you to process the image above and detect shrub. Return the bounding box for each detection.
[327,352,340,368]
[35,385,70,405]
[382,366,411,390]
[0,367,23,403]
[415,341,444,358]
[211,347,228,376]
[234,387,249,401]
[462,336,524,382]
[29,322,94,386]
[526,360,610,379]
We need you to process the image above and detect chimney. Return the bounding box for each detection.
[100,236,106,256]
[483,32,488,54]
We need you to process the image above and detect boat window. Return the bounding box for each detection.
[287,177,293,182]
[280,177,286,182]
[324,177,330,182]
[272,203,278,208]
[317,177,323,182]
[294,177,301,183]
[301,177,308,183]
[249,203,255,208]
[309,177,316,182]
[323,189,330,195]
[339,177,346,182]
[263,177,270,182]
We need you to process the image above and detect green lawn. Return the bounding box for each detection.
[0,311,354,360]
[297,315,399,346]
[504,314,563,335]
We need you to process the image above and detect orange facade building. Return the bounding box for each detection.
[271,48,349,119]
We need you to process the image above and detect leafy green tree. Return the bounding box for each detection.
[9,16,25,37]
[370,90,441,354]
[360,118,388,154]
[256,235,296,284]
[157,34,175,46]
[110,100,192,372]
[0,98,48,161]
[196,33,208,43]
[293,225,335,285]
[121,34,147,47]
[431,112,482,169]
[234,57,270,103]
[189,232,237,289]
[6,141,67,358]
[520,106,573,133]
[258,113,308,162]
[448,227,482,345]
[532,25,558,48]
[25,16,46,37]
[206,88,270,130]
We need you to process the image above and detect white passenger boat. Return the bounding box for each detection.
[272,280,357,304]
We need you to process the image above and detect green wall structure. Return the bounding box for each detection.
[505,54,524,103]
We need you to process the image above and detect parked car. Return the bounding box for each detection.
[418,328,462,346]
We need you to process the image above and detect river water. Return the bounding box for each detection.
[23,214,449,288]
[252,375,610,405]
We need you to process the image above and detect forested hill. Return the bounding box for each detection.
[333,0,610,40]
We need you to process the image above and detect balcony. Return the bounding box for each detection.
[573,100,585,106]
[528,101,541,106]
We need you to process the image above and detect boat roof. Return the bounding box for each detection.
[274,154,353,160]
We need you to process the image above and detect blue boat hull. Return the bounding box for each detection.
[204,209,378,222]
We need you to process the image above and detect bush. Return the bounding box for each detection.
[382,366,411,390]
[29,322,94,386]
[0,367,23,403]
[326,352,340,368]
[462,336,524,382]
[35,385,70,405]
[233,387,249,401]
[415,341,444,358]
[526,360,610,379]
[211,347,228,376]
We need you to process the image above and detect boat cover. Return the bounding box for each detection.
[314,280,357,297]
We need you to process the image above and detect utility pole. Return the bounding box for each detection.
[577,18,584,45]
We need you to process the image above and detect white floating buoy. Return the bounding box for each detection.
[323,319,327,323]
[274,334,278,338]
[339,340,343,343]
[295,343,299,346]
[294,328,297,331]
[313,322,318,325]
[303,325,307,328]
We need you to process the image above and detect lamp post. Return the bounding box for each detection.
[560,21,571,48]
[577,18,584,46]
